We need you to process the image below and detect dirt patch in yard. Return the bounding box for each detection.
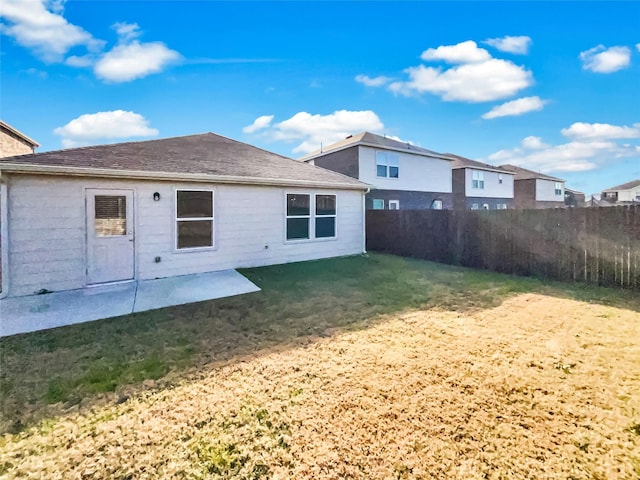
[1,293,639,479]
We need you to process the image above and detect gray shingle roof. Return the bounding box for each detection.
[0,132,368,189]
[299,131,454,161]
[602,179,640,192]
[446,154,513,174]
[500,164,565,182]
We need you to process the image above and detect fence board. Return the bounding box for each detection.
[366,205,640,290]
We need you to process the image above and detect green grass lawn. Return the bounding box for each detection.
[1,253,638,435]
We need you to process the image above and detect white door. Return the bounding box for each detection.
[86,189,134,284]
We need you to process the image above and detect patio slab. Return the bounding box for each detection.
[0,270,260,337]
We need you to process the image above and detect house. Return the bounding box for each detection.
[0,120,39,157]
[448,154,514,210]
[300,132,454,210]
[564,188,586,208]
[500,165,565,209]
[0,133,368,299]
[600,179,640,205]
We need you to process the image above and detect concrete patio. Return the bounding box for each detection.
[0,270,260,337]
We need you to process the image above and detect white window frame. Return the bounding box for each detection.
[498,174,503,184]
[174,188,215,252]
[372,199,385,210]
[472,170,485,190]
[388,200,400,210]
[470,203,479,210]
[497,203,508,210]
[285,192,337,243]
[482,203,490,210]
[554,182,563,196]
[315,194,338,239]
[431,199,443,210]
[376,151,399,179]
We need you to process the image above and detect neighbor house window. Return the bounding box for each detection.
[555,182,563,196]
[176,190,214,249]
[376,151,399,178]
[286,193,337,240]
[470,203,479,210]
[286,194,311,240]
[372,199,384,210]
[431,199,443,210]
[497,203,508,210]
[315,194,336,238]
[482,203,490,210]
[388,200,400,210]
[472,170,485,189]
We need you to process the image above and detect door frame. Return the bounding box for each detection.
[85,188,136,286]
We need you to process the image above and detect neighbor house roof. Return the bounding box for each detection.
[299,131,454,162]
[500,164,564,182]
[601,179,640,193]
[0,133,368,190]
[0,120,40,148]
[446,154,513,175]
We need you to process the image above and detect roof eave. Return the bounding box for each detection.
[0,121,40,147]
[0,163,369,191]
[452,165,514,175]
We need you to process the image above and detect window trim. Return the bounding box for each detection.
[472,170,485,190]
[174,188,216,252]
[388,200,400,210]
[372,199,385,210]
[431,199,443,210]
[376,151,400,179]
[284,192,338,243]
[554,182,563,196]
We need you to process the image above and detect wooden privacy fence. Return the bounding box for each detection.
[366,206,640,290]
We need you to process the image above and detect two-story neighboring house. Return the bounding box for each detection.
[448,154,514,210]
[300,132,454,210]
[500,165,565,209]
[600,179,640,205]
[0,120,39,158]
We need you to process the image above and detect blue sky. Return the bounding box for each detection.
[1,1,639,195]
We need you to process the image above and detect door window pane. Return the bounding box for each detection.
[95,195,126,236]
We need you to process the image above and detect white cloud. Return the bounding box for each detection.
[389,59,533,102]
[484,36,532,54]
[521,136,549,150]
[420,40,491,64]
[94,40,181,82]
[54,110,159,147]
[487,123,640,173]
[482,96,547,119]
[112,22,141,43]
[0,0,103,62]
[579,45,631,73]
[637,43,640,53]
[242,115,274,134]
[561,122,640,141]
[355,74,392,87]
[258,110,384,154]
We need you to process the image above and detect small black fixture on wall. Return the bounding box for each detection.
[153,192,161,201]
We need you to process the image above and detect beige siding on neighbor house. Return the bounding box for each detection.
[463,169,513,198]
[618,186,640,202]
[0,129,35,158]
[357,146,452,193]
[5,175,364,297]
[535,179,564,202]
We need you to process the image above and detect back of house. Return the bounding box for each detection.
[0,132,368,298]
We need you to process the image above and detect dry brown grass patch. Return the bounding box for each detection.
[1,292,639,479]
